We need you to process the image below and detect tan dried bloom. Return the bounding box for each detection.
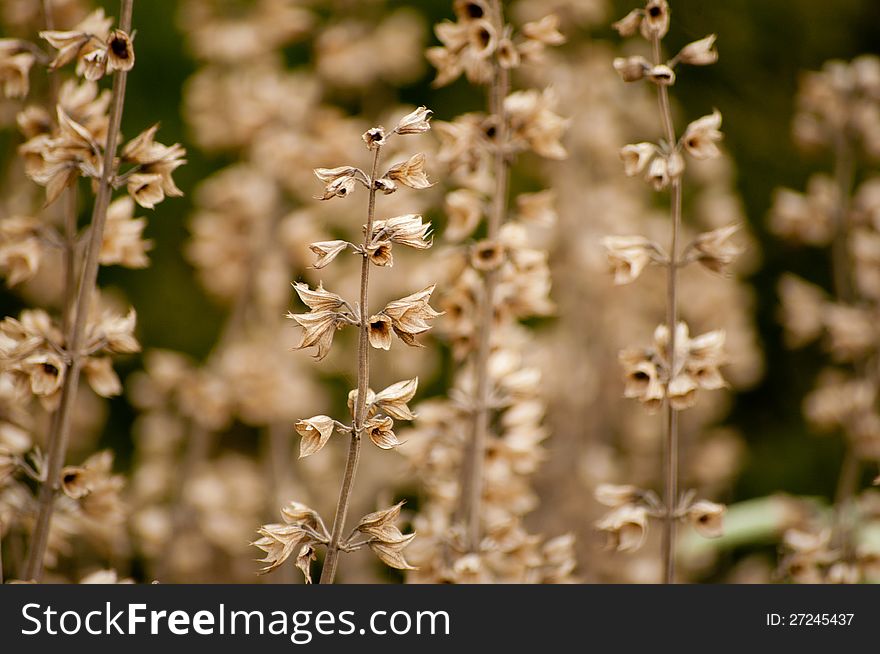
[40,9,113,71]
[682,110,723,159]
[371,214,433,250]
[0,216,42,285]
[368,314,394,350]
[356,501,407,541]
[106,29,135,73]
[364,415,401,449]
[384,153,433,189]
[292,281,346,312]
[254,502,329,575]
[0,44,34,98]
[769,178,835,246]
[602,235,664,284]
[596,504,648,552]
[308,240,350,269]
[613,55,649,83]
[100,197,152,268]
[374,378,419,421]
[778,274,827,348]
[471,239,506,271]
[362,126,387,150]
[595,484,642,508]
[394,106,433,134]
[646,64,675,86]
[690,223,743,273]
[612,9,643,37]
[647,155,669,190]
[515,190,557,227]
[381,285,442,346]
[288,310,344,361]
[686,500,726,538]
[620,142,657,176]
[295,415,338,458]
[444,189,483,241]
[619,350,664,412]
[314,166,367,200]
[82,356,122,397]
[366,241,394,267]
[522,15,565,46]
[676,34,718,66]
[640,0,670,40]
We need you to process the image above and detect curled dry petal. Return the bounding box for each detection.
[596,504,648,552]
[309,240,351,269]
[384,153,432,189]
[374,378,418,420]
[295,415,337,458]
[395,106,433,134]
[620,142,657,176]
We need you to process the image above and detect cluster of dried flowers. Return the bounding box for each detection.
[254,107,438,583]
[772,56,880,584]
[396,0,576,584]
[0,0,185,582]
[595,0,739,583]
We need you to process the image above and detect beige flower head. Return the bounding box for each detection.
[686,500,725,538]
[682,110,723,159]
[596,504,649,552]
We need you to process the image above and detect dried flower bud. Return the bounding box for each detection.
[356,501,406,541]
[395,106,433,135]
[682,110,723,159]
[381,285,441,346]
[686,500,725,538]
[613,55,650,82]
[467,19,497,58]
[371,214,433,250]
[676,34,718,66]
[640,0,670,39]
[596,504,648,552]
[362,126,387,149]
[308,240,350,269]
[314,166,367,200]
[612,9,643,36]
[61,465,91,499]
[666,151,685,178]
[619,142,657,176]
[619,351,664,412]
[292,282,346,312]
[295,415,337,458]
[288,310,343,360]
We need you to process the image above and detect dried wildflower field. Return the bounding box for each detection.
[0,0,879,585]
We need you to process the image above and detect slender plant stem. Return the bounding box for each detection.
[320,145,382,584]
[457,0,510,553]
[651,34,681,585]
[23,0,134,581]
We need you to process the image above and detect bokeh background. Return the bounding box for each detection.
[3,0,880,582]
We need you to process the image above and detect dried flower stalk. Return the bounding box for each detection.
[255,107,438,583]
[602,0,733,583]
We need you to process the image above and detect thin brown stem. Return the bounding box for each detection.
[457,0,510,553]
[319,145,382,584]
[23,0,134,582]
[652,34,681,585]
